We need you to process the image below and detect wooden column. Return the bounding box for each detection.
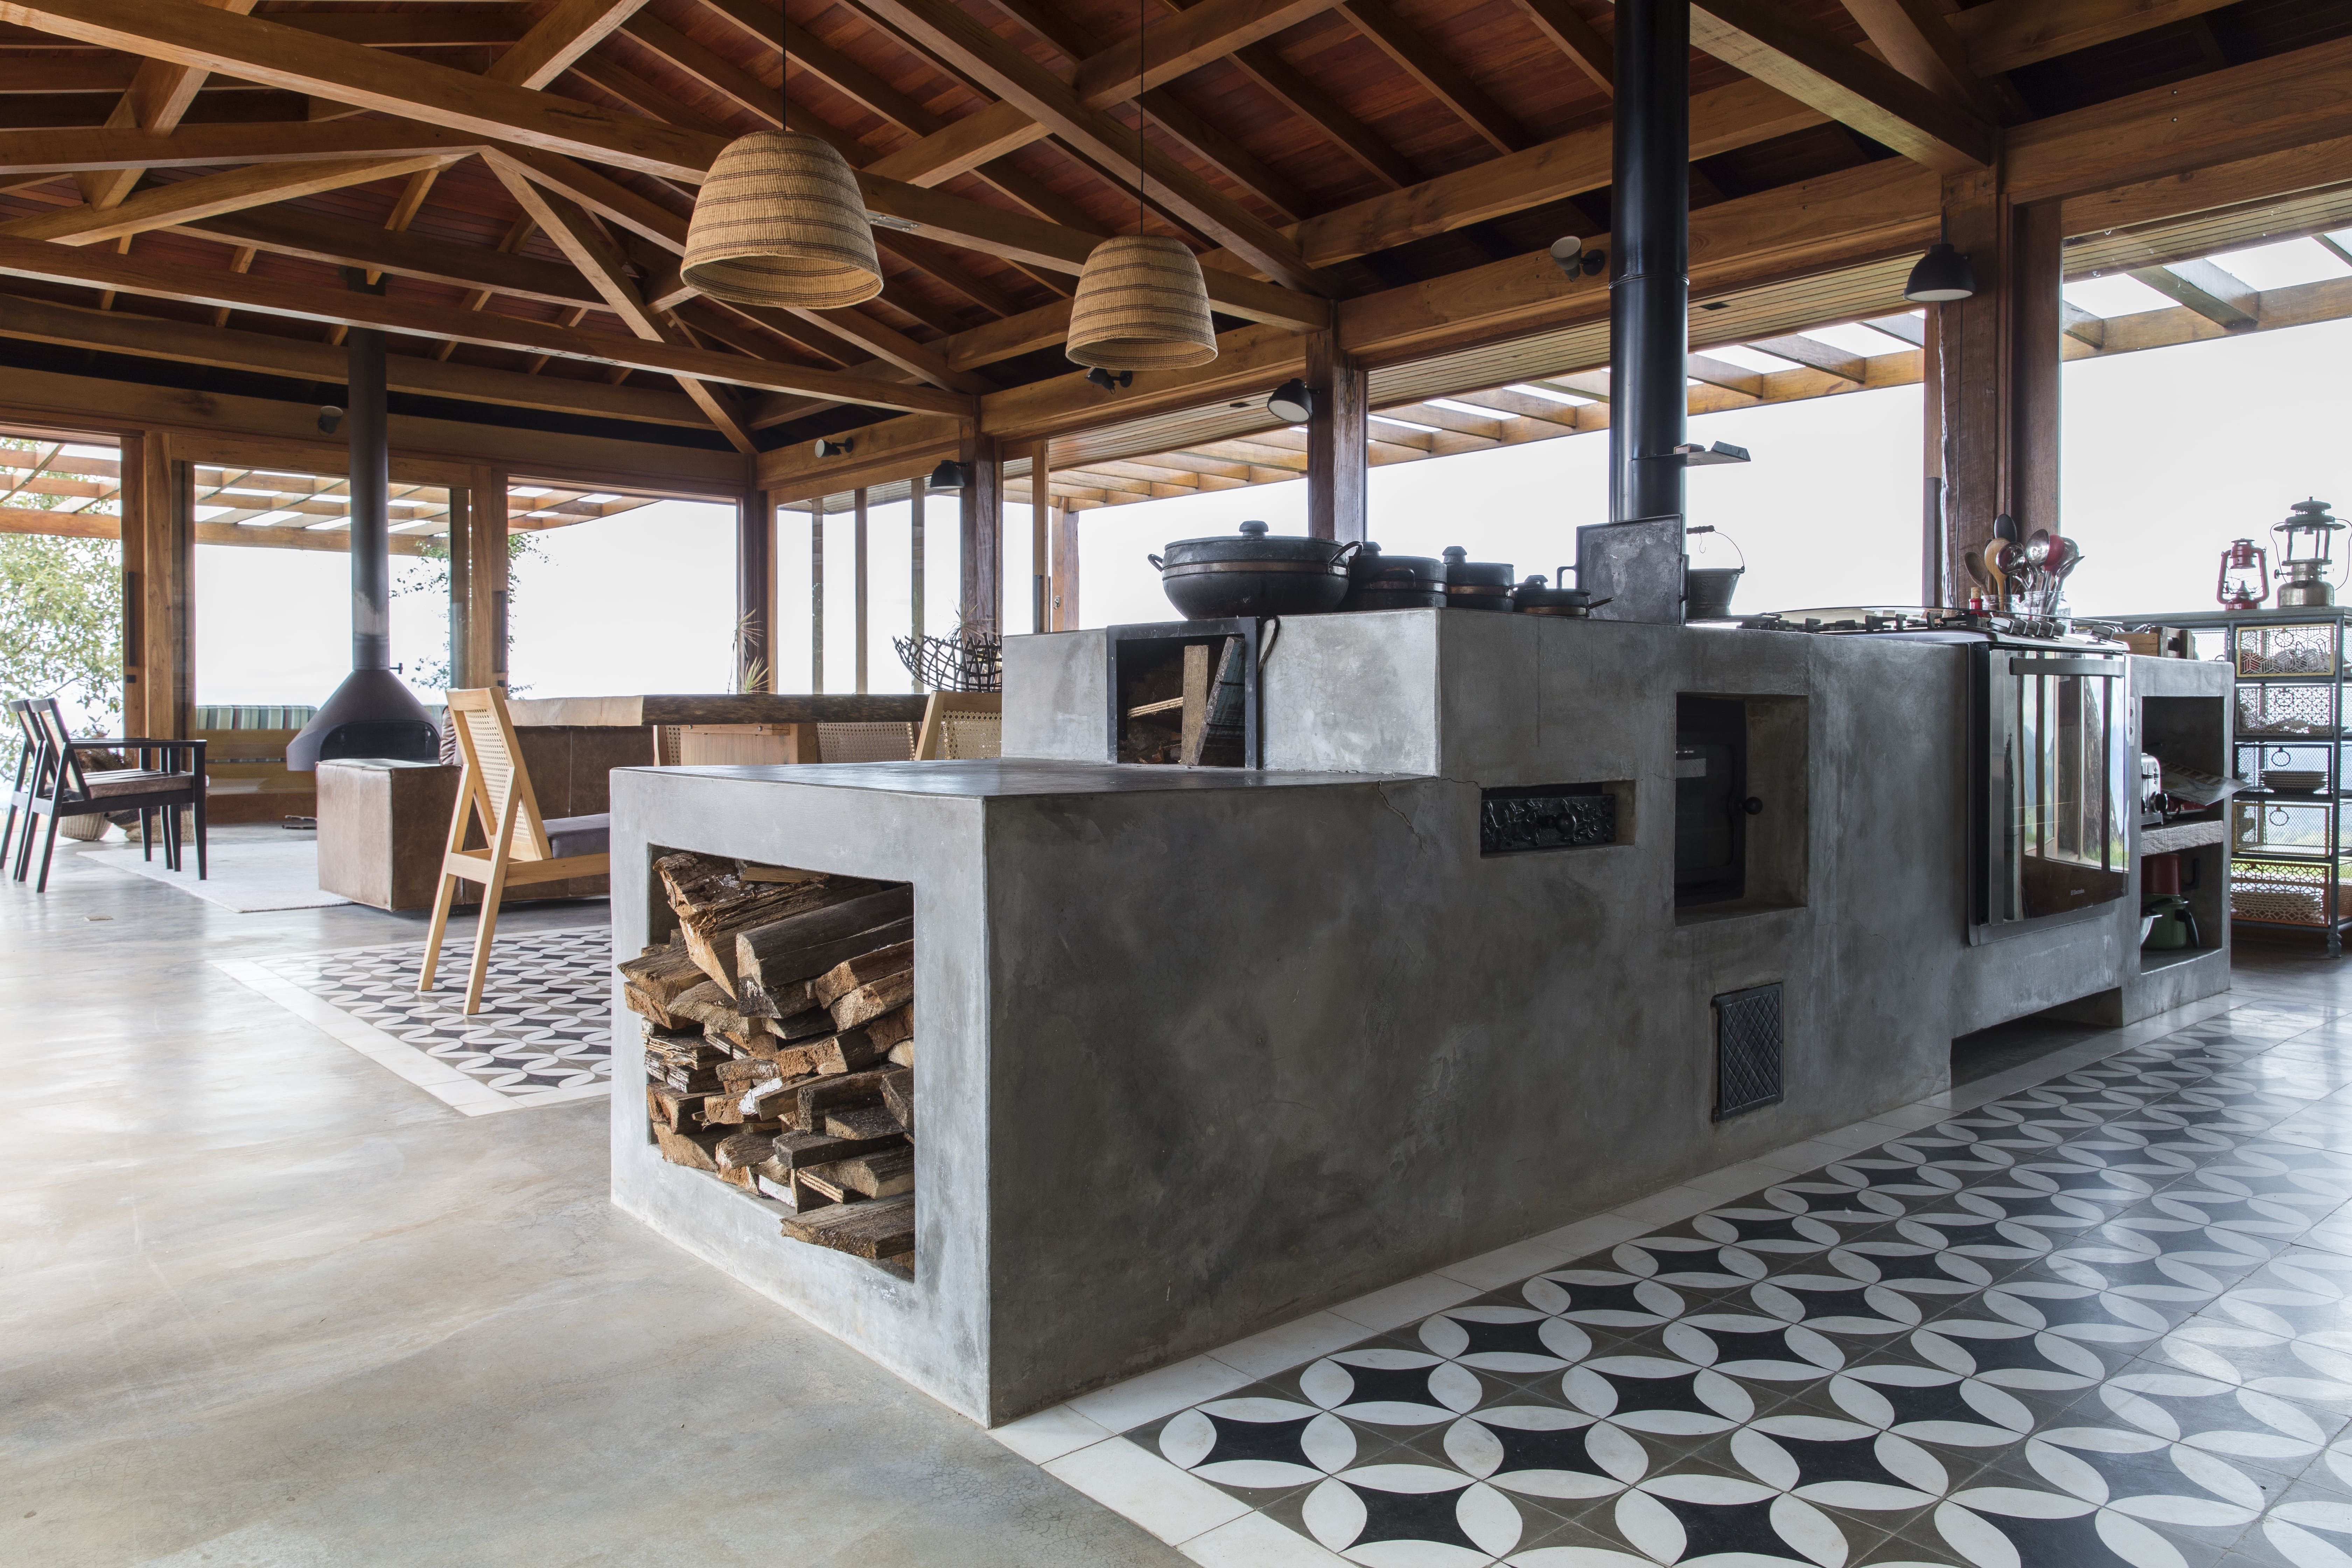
[910,483,926,642]
[735,479,775,692]
[1028,440,1051,634]
[811,494,825,693]
[960,432,1002,638]
[462,466,507,691]
[853,485,870,693]
[446,484,471,690]
[1051,504,1081,630]
[1305,331,1368,543]
[1931,175,2063,604]
[118,431,189,737]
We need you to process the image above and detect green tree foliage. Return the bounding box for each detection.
[393,527,542,694]
[0,438,120,770]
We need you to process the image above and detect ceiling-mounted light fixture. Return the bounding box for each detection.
[926,459,969,491]
[1266,377,1314,423]
[316,405,343,435]
[681,12,880,309]
[1903,240,1976,303]
[1085,366,1134,391]
[1547,236,1605,277]
[814,436,854,457]
[1064,0,1217,372]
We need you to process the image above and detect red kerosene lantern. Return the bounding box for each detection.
[2218,538,2270,609]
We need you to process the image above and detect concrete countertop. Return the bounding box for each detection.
[617,757,1413,797]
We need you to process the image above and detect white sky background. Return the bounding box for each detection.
[189,237,2352,704]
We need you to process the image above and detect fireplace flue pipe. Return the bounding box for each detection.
[345,268,391,674]
[1607,0,1690,525]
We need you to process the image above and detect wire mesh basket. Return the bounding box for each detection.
[2234,799,2334,854]
[894,631,1002,693]
[2234,858,2332,925]
[2236,622,2339,676]
[2238,682,2337,736]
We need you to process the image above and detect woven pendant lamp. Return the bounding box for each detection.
[684,129,882,311]
[1066,234,1218,371]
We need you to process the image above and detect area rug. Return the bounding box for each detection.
[95,836,349,912]
[217,926,612,1115]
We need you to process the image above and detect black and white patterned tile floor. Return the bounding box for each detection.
[218,926,612,1115]
[994,997,2352,1568]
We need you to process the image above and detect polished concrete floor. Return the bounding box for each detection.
[0,830,1188,1568]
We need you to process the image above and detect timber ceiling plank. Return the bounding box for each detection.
[2129,258,2259,330]
[0,120,487,174]
[1947,0,2238,78]
[1837,0,2003,121]
[1689,0,1994,173]
[1334,0,1534,155]
[1506,0,1611,94]
[1,152,457,246]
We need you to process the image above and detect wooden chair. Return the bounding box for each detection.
[3,699,44,872]
[421,687,610,1014]
[915,692,1003,760]
[11,697,206,892]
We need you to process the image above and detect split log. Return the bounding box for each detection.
[760,1007,836,1045]
[715,1058,779,1093]
[738,864,822,885]
[714,1129,779,1174]
[753,1167,803,1206]
[623,983,676,1028]
[880,1067,913,1134]
[617,940,705,1026]
[646,1084,714,1132]
[739,915,912,1015]
[765,1027,880,1079]
[665,980,748,1031]
[812,939,913,1008]
[831,969,914,1031]
[863,1004,912,1050]
[813,1145,913,1199]
[784,1192,915,1258]
[888,1041,913,1068]
[653,1124,726,1171]
[770,1127,907,1169]
[797,1164,859,1204]
[655,852,886,996]
[791,1069,894,1133]
[659,1061,724,1094]
[735,888,913,1002]
[825,1104,903,1142]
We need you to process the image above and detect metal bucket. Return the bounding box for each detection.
[1685,567,1744,620]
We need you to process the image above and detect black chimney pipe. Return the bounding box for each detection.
[346,269,391,673]
[1608,0,1689,524]
[284,272,440,771]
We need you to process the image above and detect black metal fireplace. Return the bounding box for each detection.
[286,272,441,772]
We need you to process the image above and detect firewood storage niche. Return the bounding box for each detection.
[619,851,917,1273]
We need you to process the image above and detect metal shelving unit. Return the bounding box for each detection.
[2127,607,2352,953]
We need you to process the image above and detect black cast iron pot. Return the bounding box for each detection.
[1442,546,1519,610]
[1513,570,1612,617]
[1341,541,1446,610]
[1150,520,1354,620]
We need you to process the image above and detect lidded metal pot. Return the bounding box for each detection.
[1440,546,1519,611]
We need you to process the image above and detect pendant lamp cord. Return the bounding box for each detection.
[1136,0,1146,233]
[779,1,788,129]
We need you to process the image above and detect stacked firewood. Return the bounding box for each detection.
[618,853,916,1266]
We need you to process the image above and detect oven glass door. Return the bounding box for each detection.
[1984,651,2130,930]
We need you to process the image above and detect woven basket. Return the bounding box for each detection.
[2235,886,2327,924]
[1065,234,1218,370]
[683,130,881,310]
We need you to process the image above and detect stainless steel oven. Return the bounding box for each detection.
[1974,640,2132,939]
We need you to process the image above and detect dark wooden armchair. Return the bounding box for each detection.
[11,697,207,893]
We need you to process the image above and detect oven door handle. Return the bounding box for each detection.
[2005,656,2124,677]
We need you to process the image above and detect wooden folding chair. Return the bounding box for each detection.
[420,687,610,1015]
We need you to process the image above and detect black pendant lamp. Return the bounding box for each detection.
[1904,241,1976,303]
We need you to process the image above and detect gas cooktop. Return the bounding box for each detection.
[1733,606,2108,642]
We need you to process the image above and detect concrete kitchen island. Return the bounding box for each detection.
[608,609,2232,1425]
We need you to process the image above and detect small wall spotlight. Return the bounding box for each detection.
[317,405,344,435]
[1085,366,1133,391]
[1549,236,1605,277]
[926,459,969,491]
[814,436,855,457]
[1266,377,1314,424]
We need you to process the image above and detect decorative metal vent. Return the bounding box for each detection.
[1713,983,1784,1120]
[1480,784,1617,855]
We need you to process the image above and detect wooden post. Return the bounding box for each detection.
[447,483,471,689]
[1051,504,1081,630]
[1931,175,2063,605]
[811,493,825,694]
[1920,306,1944,606]
[960,432,1002,638]
[1305,331,1368,543]
[118,431,190,737]
[1028,439,1051,634]
[464,465,507,691]
[735,477,774,693]
[910,482,925,643]
[853,485,870,694]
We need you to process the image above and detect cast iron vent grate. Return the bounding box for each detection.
[1713,983,1784,1120]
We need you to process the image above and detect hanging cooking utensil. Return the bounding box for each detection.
[2026,529,2053,568]
[1981,538,2009,599]
[1994,512,2020,542]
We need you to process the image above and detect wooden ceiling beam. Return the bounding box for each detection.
[1506,0,1611,94]
[176,207,594,310]
[74,0,259,212]
[0,151,455,246]
[488,160,756,453]
[0,0,727,182]
[1072,0,1348,105]
[1336,0,1534,155]
[2128,258,2260,331]
[0,232,973,414]
[490,0,650,92]
[856,0,1330,292]
[1837,0,2003,123]
[1743,332,1865,381]
[1947,0,2233,77]
[0,290,714,426]
[0,120,488,174]
[1688,0,1993,173]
